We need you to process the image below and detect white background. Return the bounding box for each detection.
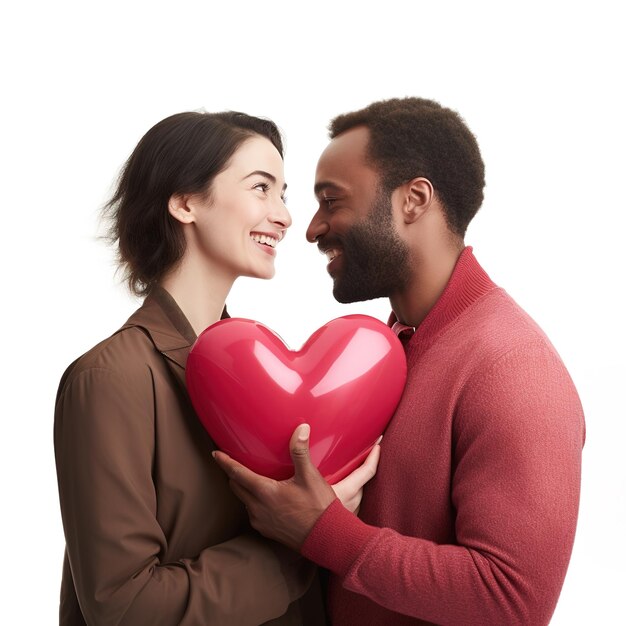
[1,1,624,623]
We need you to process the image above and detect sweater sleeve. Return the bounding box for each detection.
[302,341,585,625]
[55,366,313,626]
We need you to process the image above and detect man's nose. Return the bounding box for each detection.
[306,211,328,243]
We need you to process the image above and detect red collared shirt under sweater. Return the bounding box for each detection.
[302,247,585,625]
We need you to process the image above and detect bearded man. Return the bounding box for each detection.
[215,98,585,626]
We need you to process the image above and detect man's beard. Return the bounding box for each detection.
[331,191,411,303]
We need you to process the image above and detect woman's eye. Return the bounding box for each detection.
[281,195,288,205]
[254,182,270,193]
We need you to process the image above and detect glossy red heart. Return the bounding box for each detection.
[186,315,407,482]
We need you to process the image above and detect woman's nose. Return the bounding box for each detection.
[270,199,292,230]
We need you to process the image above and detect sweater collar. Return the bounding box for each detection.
[389,247,497,358]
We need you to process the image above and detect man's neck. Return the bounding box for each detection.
[390,244,464,328]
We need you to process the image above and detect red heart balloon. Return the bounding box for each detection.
[186,315,407,482]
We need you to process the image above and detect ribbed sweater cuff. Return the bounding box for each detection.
[301,499,379,577]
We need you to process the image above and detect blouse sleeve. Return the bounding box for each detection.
[55,366,314,626]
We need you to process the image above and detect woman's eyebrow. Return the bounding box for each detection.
[242,170,287,191]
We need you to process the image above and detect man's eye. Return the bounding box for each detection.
[323,197,337,209]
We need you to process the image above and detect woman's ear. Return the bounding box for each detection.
[168,194,195,225]
[398,177,434,224]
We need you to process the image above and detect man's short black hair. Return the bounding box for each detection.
[330,97,485,237]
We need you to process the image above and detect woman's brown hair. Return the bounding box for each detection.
[103,111,284,296]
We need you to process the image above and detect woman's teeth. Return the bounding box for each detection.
[251,233,278,248]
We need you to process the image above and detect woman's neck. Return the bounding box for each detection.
[159,254,235,337]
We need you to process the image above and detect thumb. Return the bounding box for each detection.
[290,423,315,480]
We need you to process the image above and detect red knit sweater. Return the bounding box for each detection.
[302,248,585,625]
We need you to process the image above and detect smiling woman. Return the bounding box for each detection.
[161,133,292,329]
[52,111,356,625]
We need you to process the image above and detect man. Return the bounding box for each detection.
[214,97,585,625]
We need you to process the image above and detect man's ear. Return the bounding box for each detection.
[168,193,196,225]
[397,177,434,224]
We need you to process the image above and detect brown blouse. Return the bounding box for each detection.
[54,287,326,625]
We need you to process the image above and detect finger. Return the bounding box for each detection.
[332,444,380,492]
[229,479,257,509]
[363,441,382,471]
[212,450,271,494]
[289,423,317,480]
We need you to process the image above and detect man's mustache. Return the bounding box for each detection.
[316,236,344,255]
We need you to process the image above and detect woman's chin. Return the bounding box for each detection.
[244,266,275,280]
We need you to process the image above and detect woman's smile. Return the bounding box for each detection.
[250,231,281,257]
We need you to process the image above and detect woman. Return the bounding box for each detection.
[54,111,378,625]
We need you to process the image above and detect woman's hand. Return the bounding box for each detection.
[331,439,381,514]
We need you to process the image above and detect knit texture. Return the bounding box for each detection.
[302,248,585,625]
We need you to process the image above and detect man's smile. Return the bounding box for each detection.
[325,248,341,263]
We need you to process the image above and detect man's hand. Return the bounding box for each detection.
[212,424,380,551]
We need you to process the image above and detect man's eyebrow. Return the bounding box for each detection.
[314,181,344,197]
[242,170,287,192]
